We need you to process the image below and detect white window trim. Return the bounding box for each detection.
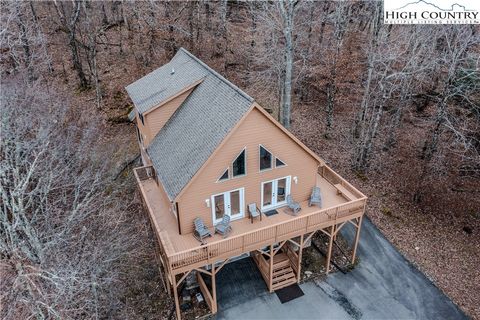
[259,144,274,172]
[275,157,288,168]
[231,147,247,179]
[216,167,230,183]
[260,176,292,212]
[211,187,245,224]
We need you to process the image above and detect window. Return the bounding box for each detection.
[259,145,272,171]
[215,148,247,183]
[232,149,246,177]
[275,158,286,168]
[218,168,229,181]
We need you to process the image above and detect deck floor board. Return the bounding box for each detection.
[139,173,350,254]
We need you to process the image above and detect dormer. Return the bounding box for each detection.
[133,79,203,146]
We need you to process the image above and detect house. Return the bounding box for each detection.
[126,48,367,319]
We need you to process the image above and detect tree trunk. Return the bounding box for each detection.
[278,0,297,129]
[15,3,34,82]
[54,1,89,88]
[325,83,335,138]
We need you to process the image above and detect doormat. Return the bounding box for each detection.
[264,209,278,217]
[275,284,304,304]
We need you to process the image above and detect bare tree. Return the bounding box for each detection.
[53,0,89,89]
[351,2,386,172]
[0,1,51,82]
[0,81,146,319]
[324,1,350,138]
[414,25,480,201]
[277,0,298,128]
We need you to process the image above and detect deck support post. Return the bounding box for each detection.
[172,274,181,320]
[351,216,363,264]
[162,263,172,297]
[165,271,171,297]
[325,225,334,274]
[297,234,304,282]
[269,244,274,292]
[211,263,218,314]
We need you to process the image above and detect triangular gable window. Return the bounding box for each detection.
[232,149,246,177]
[260,145,287,171]
[218,168,229,182]
[275,158,286,168]
[259,146,272,171]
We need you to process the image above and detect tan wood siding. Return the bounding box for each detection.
[177,107,320,234]
[136,113,151,148]
[143,88,194,145]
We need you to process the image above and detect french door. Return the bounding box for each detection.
[211,188,244,224]
[261,176,291,211]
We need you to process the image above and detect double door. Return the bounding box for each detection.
[211,188,244,224]
[261,176,291,211]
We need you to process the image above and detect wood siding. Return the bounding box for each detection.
[136,113,151,148]
[144,88,194,145]
[136,87,195,147]
[176,107,321,234]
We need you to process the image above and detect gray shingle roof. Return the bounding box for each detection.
[125,50,209,114]
[127,48,254,200]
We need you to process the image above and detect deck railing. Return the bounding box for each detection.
[321,165,366,199]
[135,165,367,275]
[167,197,366,272]
[136,165,156,181]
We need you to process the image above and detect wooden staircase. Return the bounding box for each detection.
[271,253,297,291]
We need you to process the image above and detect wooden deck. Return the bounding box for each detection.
[135,165,367,275]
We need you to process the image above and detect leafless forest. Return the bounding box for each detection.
[1,1,479,319]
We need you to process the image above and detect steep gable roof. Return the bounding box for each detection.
[128,48,254,200]
[125,49,208,114]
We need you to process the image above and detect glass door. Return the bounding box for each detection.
[211,188,244,224]
[276,177,287,205]
[229,189,242,220]
[261,176,291,211]
[262,181,273,208]
[213,193,226,222]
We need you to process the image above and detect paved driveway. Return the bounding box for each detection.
[215,218,466,320]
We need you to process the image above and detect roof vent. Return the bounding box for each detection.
[170,68,175,75]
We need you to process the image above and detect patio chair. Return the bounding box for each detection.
[287,195,301,215]
[215,215,232,238]
[248,203,262,224]
[309,186,322,207]
[193,217,212,244]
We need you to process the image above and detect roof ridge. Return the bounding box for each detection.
[179,47,254,103]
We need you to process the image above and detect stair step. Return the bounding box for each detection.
[273,266,294,277]
[272,278,297,291]
[273,260,291,270]
[272,271,296,285]
[272,253,289,264]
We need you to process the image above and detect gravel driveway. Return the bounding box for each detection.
[215,217,466,320]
